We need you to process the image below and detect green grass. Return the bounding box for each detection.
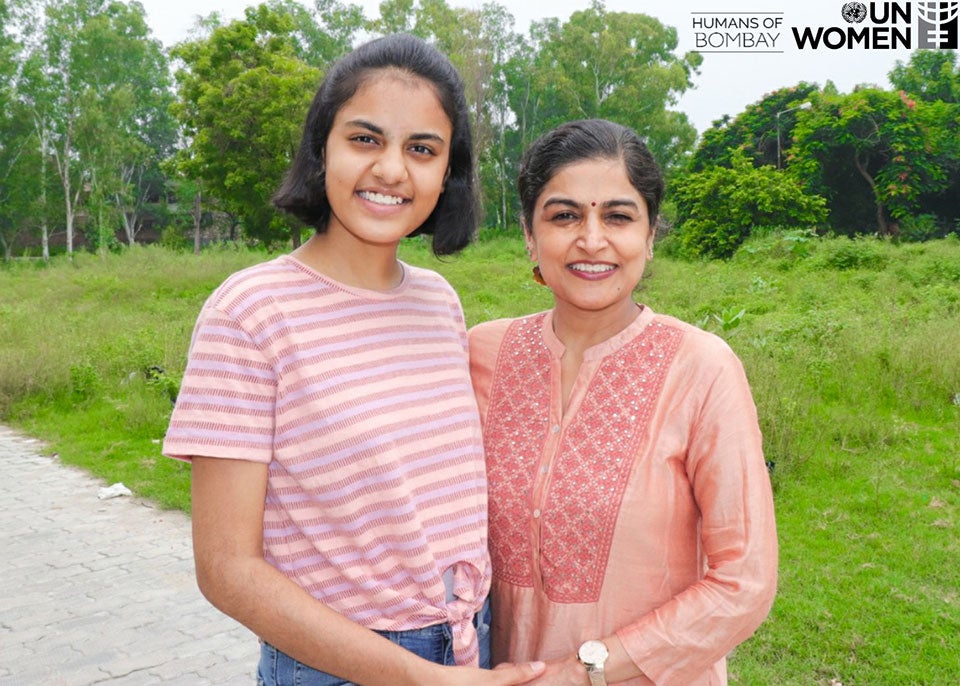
[1,232,958,683]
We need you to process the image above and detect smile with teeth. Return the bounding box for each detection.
[569,262,616,274]
[359,190,407,206]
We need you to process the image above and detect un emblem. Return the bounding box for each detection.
[841,1,868,23]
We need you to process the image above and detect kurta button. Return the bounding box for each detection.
[551,424,560,434]
[533,509,541,518]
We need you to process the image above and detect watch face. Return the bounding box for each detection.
[578,640,609,665]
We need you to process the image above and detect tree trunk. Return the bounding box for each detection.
[41,222,50,261]
[116,166,139,246]
[193,188,202,255]
[55,135,76,256]
[40,139,50,262]
[853,152,890,235]
[119,206,136,246]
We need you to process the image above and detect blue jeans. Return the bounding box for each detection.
[257,600,491,686]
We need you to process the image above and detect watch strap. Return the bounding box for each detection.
[586,668,608,686]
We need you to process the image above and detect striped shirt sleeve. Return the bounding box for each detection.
[163,303,277,463]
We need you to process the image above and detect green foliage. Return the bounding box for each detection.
[671,151,827,258]
[791,87,960,237]
[705,306,745,333]
[688,62,960,241]
[899,212,955,243]
[12,0,175,255]
[889,49,960,104]
[513,1,701,174]
[159,223,190,252]
[738,227,818,264]
[69,362,101,402]
[815,236,890,271]
[170,4,327,246]
[0,3,35,260]
[690,82,820,171]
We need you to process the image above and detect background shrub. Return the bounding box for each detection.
[671,150,828,258]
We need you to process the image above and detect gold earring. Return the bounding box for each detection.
[532,265,547,286]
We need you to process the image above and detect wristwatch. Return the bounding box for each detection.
[577,639,610,686]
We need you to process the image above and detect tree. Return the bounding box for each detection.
[0,44,41,260]
[170,2,360,246]
[790,87,960,236]
[0,0,26,258]
[671,150,828,259]
[688,83,821,172]
[74,7,175,251]
[18,0,86,256]
[17,0,174,255]
[435,3,524,229]
[514,1,701,173]
[0,106,37,261]
[889,49,959,103]
[466,4,527,230]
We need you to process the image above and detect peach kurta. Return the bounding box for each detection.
[469,306,778,686]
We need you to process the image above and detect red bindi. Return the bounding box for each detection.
[591,201,597,207]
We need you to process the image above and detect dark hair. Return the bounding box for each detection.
[517,119,664,234]
[273,34,479,256]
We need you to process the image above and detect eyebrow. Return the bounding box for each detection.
[542,197,640,211]
[344,118,446,144]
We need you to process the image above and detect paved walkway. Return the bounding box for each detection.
[0,426,258,685]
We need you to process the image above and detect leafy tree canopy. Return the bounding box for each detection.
[515,0,701,173]
[889,49,959,104]
[170,2,338,245]
[791,87,960,236]
[689,82,820,172]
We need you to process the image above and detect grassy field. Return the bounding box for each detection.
[1,231,958,684]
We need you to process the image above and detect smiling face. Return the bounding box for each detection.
[526,156,654,323]
[322,71,453,251]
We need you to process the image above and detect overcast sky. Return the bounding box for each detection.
[137,0,921,134]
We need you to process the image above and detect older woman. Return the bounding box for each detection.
[469,119,778,686]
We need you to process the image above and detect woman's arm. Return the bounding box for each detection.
[612,353,778,684]
[191,457,545,686]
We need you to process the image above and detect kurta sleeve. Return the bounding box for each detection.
[616,342,778,685]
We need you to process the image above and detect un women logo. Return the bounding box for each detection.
[841,2,868,23]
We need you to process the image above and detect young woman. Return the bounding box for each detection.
[163,34,544,686]
[469,119,778,685]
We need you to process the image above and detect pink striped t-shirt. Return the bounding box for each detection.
[163,255,491,666]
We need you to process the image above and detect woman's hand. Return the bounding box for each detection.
[519,655,588,686]
[513,636,640,685]
[433,661,546,685]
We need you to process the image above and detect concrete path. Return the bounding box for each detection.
[0,426,258,685]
